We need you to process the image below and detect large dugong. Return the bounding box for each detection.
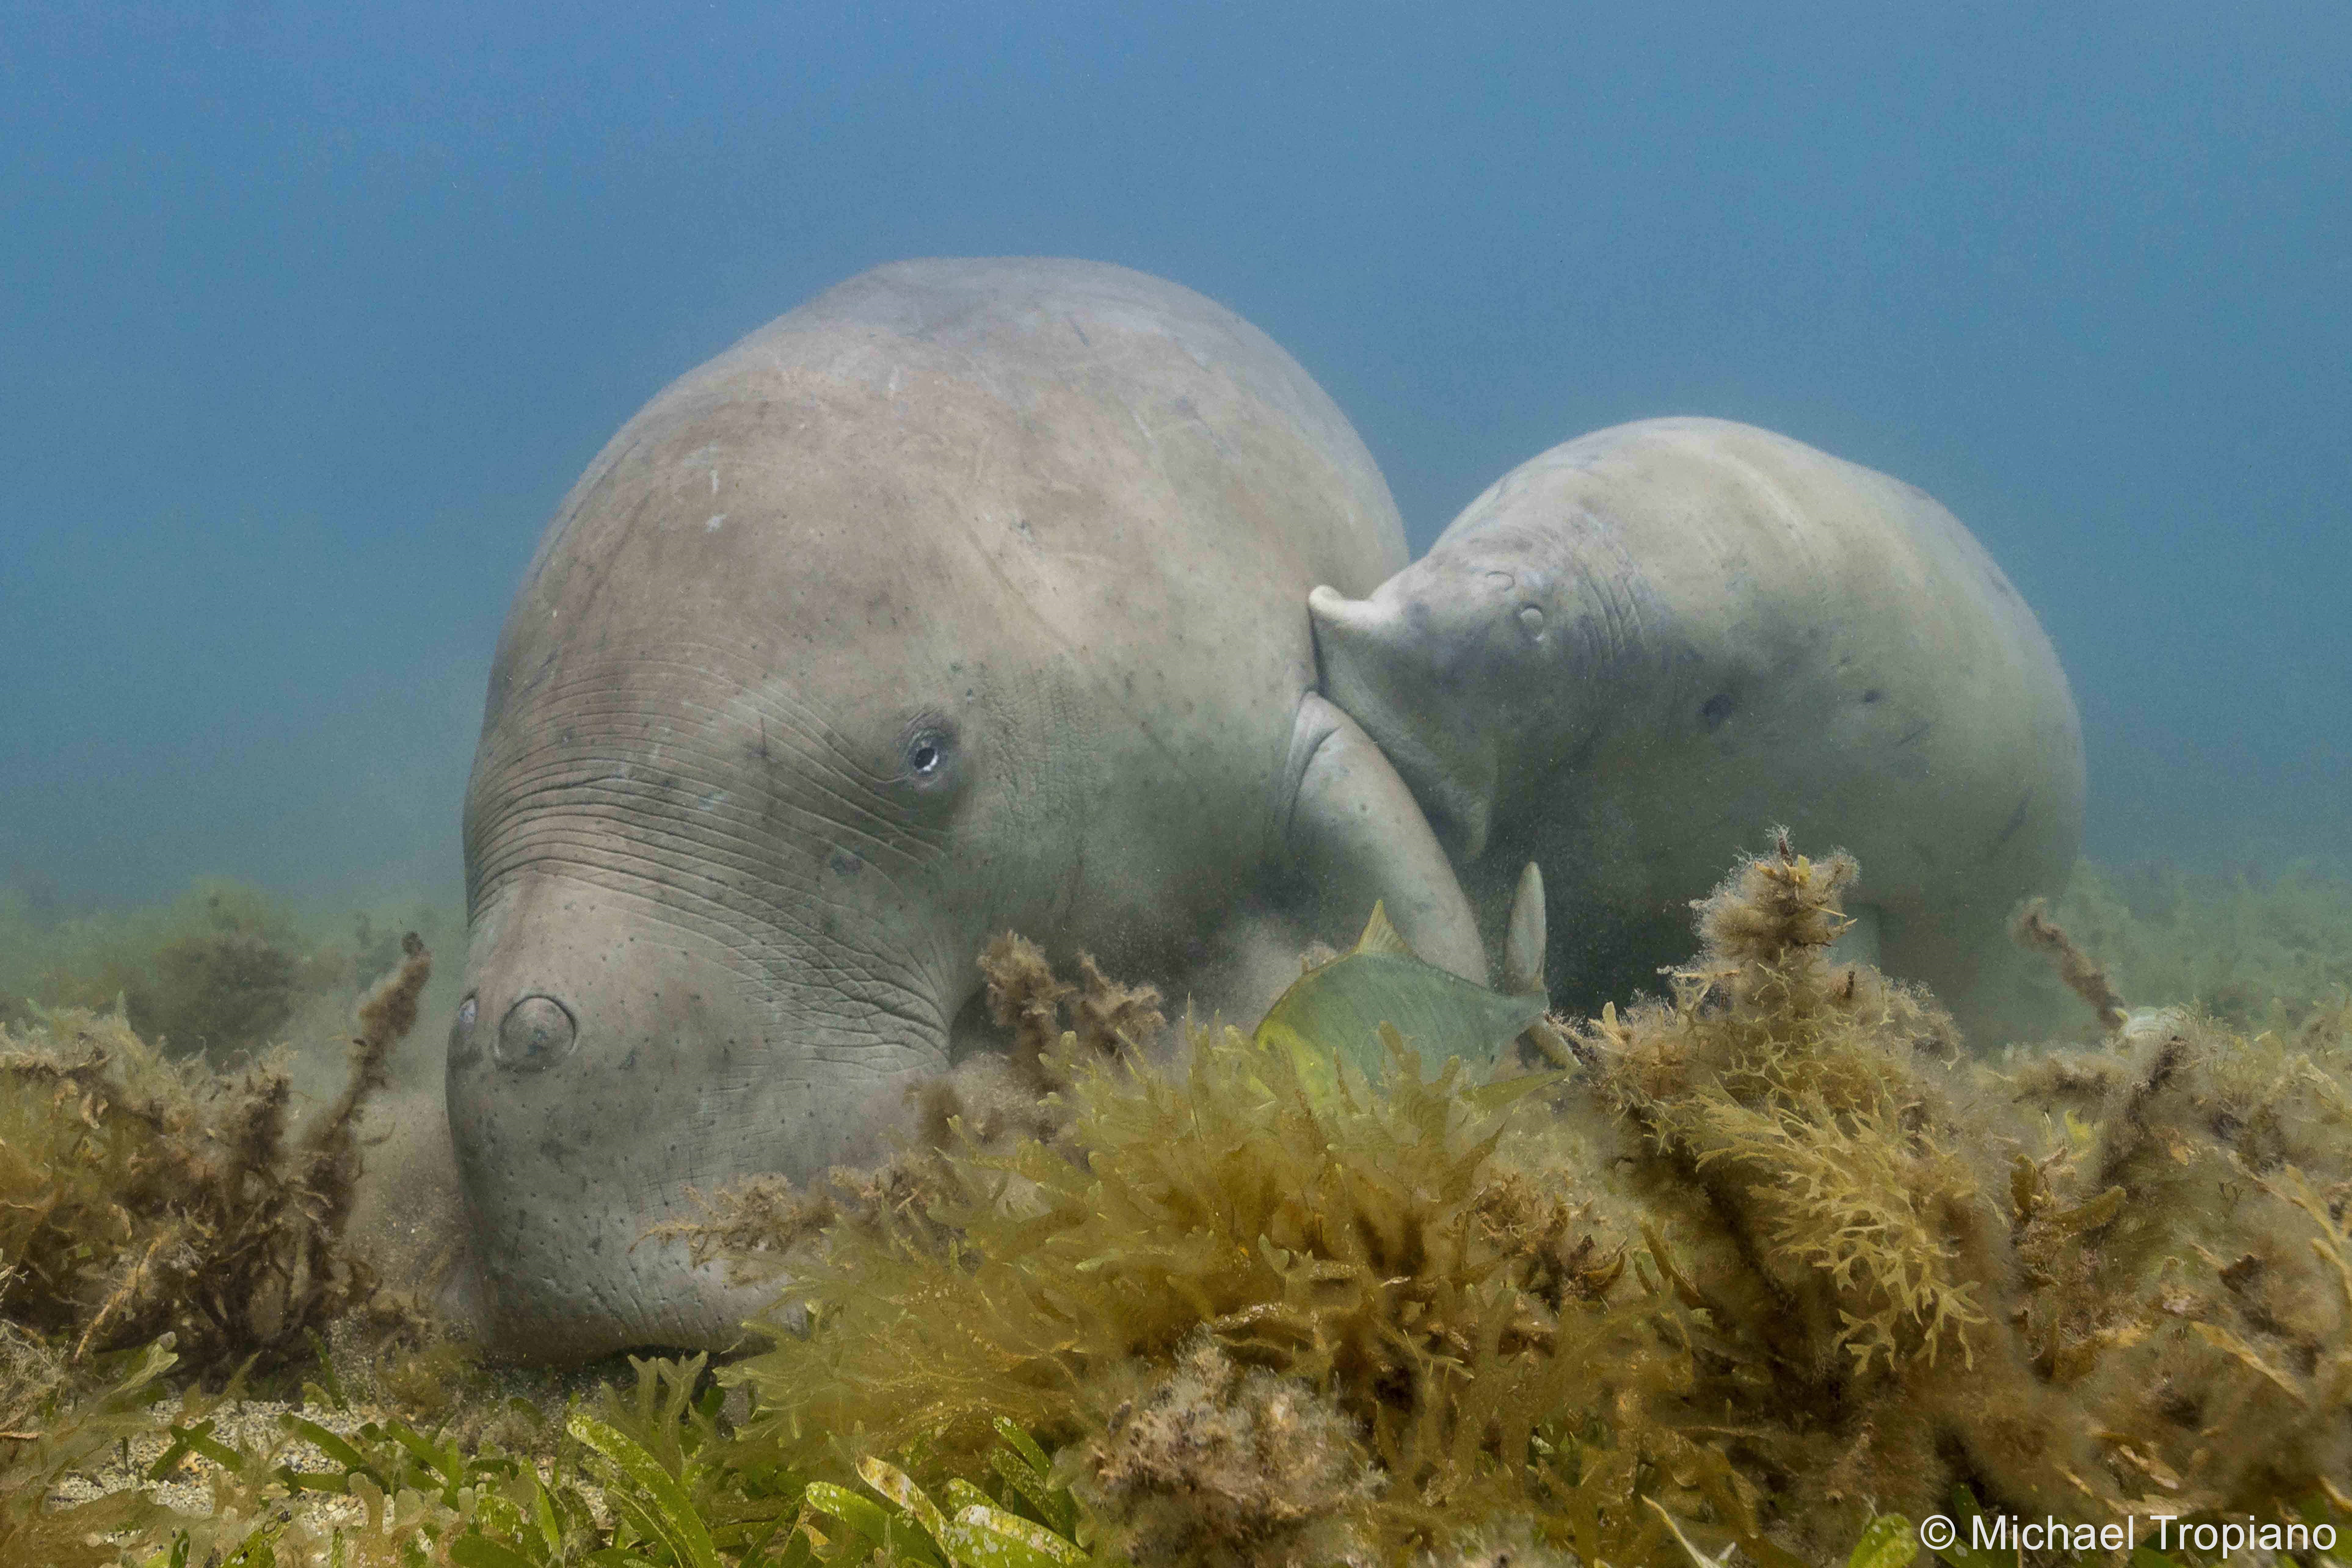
[1310,416,2085,1019]
[448,259,1485,1359]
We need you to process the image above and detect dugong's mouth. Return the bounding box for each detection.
[458,1191,783,1360]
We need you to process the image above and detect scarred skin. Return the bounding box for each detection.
[447,259,1483,1359]
[1310,416,2086,1019]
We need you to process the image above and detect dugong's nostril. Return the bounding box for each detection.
[495,995,579,1071]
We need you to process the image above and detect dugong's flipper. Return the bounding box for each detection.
[1502,861,1547,998]
[1308,583,1502,861]
[1284,695,1488,984]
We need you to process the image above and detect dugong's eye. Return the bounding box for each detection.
[896,714,962,791]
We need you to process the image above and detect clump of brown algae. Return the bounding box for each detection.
[685,834,2352,1564]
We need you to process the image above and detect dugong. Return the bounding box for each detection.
[1309,416,2085,1019]
[448,259,1485,1358]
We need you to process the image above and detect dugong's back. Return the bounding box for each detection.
[474,259,1410,946]
[500,259,1403,672]
[756,259,1402,555]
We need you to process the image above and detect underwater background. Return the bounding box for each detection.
[5,1,2348,916]
[7,9,2352,1564]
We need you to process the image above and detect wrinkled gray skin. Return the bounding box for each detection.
[448,259,1485,1360]
[1311,416,2086,1017]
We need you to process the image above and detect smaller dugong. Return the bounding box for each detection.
[1309,416,2085,1021]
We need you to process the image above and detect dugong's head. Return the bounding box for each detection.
[1308,459,1661,862]
[448,259,1406,1359]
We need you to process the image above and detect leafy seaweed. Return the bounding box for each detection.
[1574,833,2352,1559]
[8,843,2352,1566]
[716,913,1776,1566]
[0,934,431,1376]
[0,1338,180,1568]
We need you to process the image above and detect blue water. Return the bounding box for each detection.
[4,2,2347,908]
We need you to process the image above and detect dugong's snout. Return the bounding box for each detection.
[445,874,925,1360]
